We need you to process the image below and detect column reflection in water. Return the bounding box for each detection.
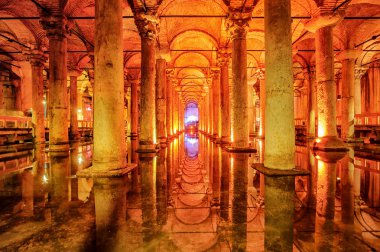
[339,147,356,250]
[93,176,127,250]
[220,150,230,222]
[69,142,79,202]
[140,153,158,248]
[314,152,344,251]
[212,143,221,206]
[157,147,168,227]
[33,145,47,216]
[21,167,34,217]
[49,151,70,222]
[231,153,248,251]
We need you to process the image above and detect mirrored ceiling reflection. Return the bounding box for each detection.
[0,139,379,251]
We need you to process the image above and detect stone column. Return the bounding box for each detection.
[354,67,366,115]
[305,13,346,150]
[248,83,255,137]
[211,68,221,140]
[173,87,179,135]
[338,50,357,141]
[218,49,231,144]
[135,12,158,151]
[156,58,167,144]
[24,50,47,144]
[77,0,135,250]
[166,69,173,137]
[68,70,82,141]
[130,80,139,138]
[260,0,297,250]
[41,16,69,152]
[208,79,213,136]
[307,66,317,138]
[227,13,250,149]
[258,69,265,138]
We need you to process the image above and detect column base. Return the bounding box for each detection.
[49,142,70,153]
[312,149,347,163]
[136,143,159,153]
[224,146,257,153]
[343,137,363,143]
[252,163,310,177]
[76,164,137,178]
[313,136,348,152]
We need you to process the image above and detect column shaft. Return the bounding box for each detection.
[48,33,68,151]
[136,15,158,148]
[156,58,167,143]
[307,68,317,137]
[93,0,125,171]
[264,0,294,169]
[220,64,230,142]
[166,74,172,137]
[131,82,138,137]
[29,55,46,144]
[231,27,248,147]
[341,58,355,140]
[316,26,337,137]
[212,70,220,139]
[259,77,265,137]
[69,75,80,140]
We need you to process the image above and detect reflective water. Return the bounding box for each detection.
[0,135,379,251]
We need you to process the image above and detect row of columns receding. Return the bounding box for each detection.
[23,0,356,250]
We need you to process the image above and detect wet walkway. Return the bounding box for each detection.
[0,134,379,251]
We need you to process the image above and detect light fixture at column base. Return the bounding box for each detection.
[313,136,348,152]
[76,164,137,178]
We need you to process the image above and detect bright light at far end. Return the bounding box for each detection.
[315,138,321,143]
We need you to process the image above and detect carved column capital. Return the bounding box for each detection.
[226,11,251,40]
[23,49,48,67]
[210,68,220,79]
[134,12,159,40]
[217,48,231,67]
[40,15,69,39]
[255,68,265,80]
[354,67,368,80]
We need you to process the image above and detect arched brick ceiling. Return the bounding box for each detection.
[0,0,379,101]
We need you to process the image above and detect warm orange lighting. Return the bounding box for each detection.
[318,125,325,137]
[315,155,321,160]
[315,138,322,143]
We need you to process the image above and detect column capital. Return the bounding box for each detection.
[166,68,174,79]
[23,49,47,67]
[40,15,69,39]
[217,48,231,67]
[255,68,265,80]
[210,68,220,79]
[336,49,361,62]
[68,68,82,77]
[304,12,343,33]
[354,67,368,80]
[134,12,159,40]
[226,11,251,40]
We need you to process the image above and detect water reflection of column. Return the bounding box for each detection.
[220,150,230,221]
[231,153,248,251]
[157,148,168,226]
[70,142,79,201]
[212,144,220,205]
[340,147,355,249]
[131,139,140,193]
[309,147,317,210]
[140,155,157,246]
[21,168,34,216]
[49,152,70,221]
[315,158,337,251]
[33,145,46,209]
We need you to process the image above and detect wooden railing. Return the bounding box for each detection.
[44,120,93,130]
[297,113,380,127]
[0,116,32,129]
